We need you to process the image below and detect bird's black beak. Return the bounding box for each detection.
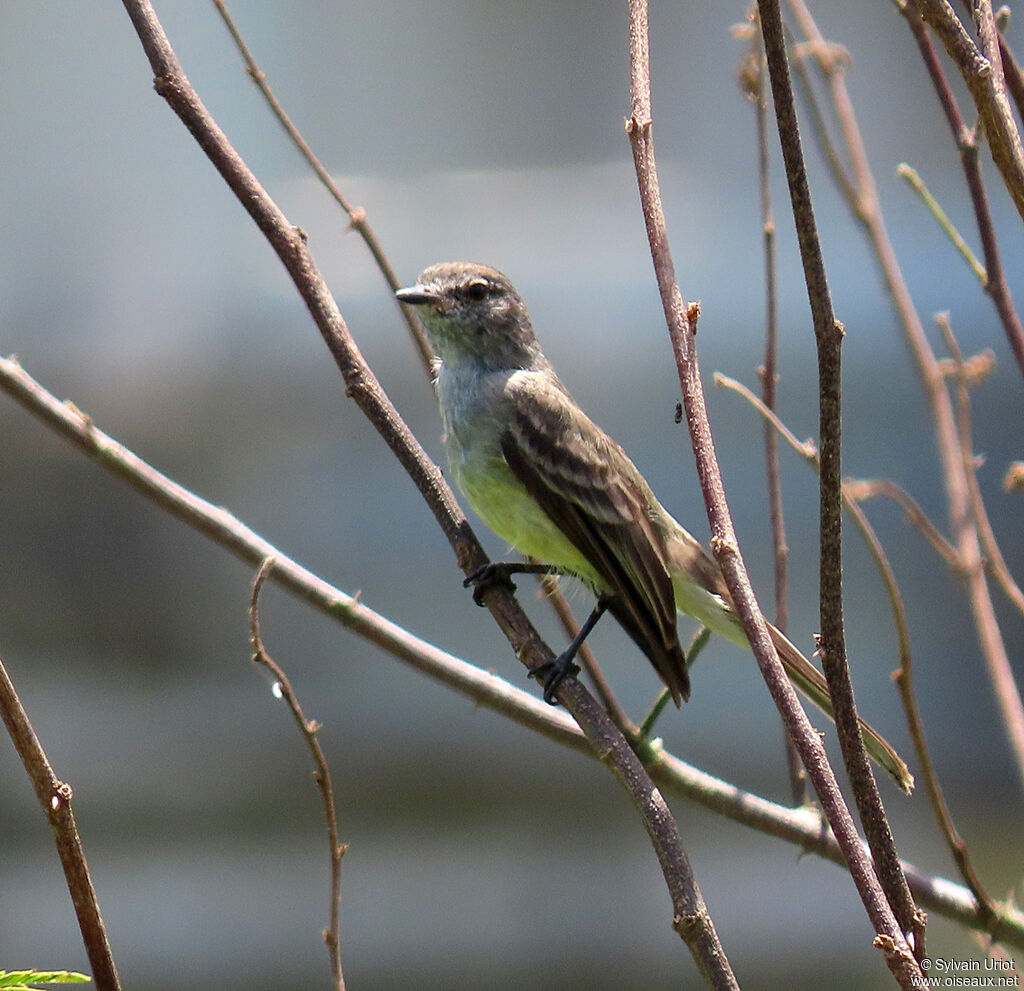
[395,284,435,306]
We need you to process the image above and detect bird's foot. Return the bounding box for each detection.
[528,652,581,705]
[463,562,520,606]
[463,561,560,606]
[527,595,611,705]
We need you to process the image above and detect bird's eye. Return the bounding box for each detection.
[462,280,489,302]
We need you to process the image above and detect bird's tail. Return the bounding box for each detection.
[666,531,913,792]
[766,622,914,794]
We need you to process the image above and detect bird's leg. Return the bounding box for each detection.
[530,595,611,705]
[463,561,563,607]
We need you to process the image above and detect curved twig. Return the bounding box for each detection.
[249,560,347,990]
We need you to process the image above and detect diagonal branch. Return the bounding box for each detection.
[913,0,1024,223]
[3,352,1022,948]
[0,651,122,991]
[118,0,729,977]
[208,0,433,374]
[627,0,920,983]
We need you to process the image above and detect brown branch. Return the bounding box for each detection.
[997,26,1024,124]
[249,559,347,991]
[913,0,1024,223]
[208,0,433,374]
[844,478,961,571]
[794,0,1024,800]
[936,316,1024,619]
[118,0,726,973]
[901,0,1024,380]
[717,370,1005,934]
[628,0,920,983]
[0,651,122,991]
[738,9,807,807]
[766,0,923,955]
[801,0,1024,833]
[2,353,1022,948]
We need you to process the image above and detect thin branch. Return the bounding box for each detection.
[768,0,923,953]
[208,0,433,374]
[897,162,987,282]
[913,0,1024,223]
[935,312,1024,618]
[997,25,1024,123]
[2,354,1021,947]
[249,559,347,991]
[738,8,807,807]
[717,370,1004,933]
[845,500,1002,931]
[795,0,1024,808]
[628,0,920,983]
[900,0,1024,380]
[844,478,962,571]
[0,651,122,991]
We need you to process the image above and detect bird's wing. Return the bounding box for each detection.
[501,374,689,703]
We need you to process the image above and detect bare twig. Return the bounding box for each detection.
[913,0,1024,223]
[208,0,433,373]
[628,0,920,982]
[900,0,1024,380]
[767,0,923,954]
[249,559,347,991]
[0,652,122,991]
[845,499,1002,931]
[897,162,987,283]
[997,25,1024,123]
[844,478,961,571]
[795,0,1024,809]
[717,370,1004,933]
[2,353,1021,947]
[738,8,806,807]
[935,312,1024,618]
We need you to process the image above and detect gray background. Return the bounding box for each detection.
[2,2,1022,988]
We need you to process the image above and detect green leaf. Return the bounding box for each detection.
[0,972,91,988]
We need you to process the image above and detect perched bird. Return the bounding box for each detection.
[397,261,912,792]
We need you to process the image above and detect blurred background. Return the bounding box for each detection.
[2,1,1022,988]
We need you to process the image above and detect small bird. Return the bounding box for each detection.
[397,261,912,792]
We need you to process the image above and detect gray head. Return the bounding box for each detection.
[396,262,546,371]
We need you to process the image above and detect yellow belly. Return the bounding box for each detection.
[451,447,602,589]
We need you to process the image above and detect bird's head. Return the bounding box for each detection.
[396,262,544,371]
